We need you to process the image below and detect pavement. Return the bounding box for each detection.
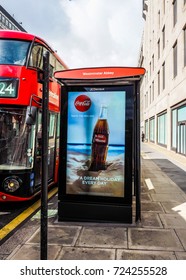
[1,142,186,260]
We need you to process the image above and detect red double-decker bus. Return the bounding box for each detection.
[0,30,68,202]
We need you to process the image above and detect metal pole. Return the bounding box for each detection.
[135,81,141,223]
[40,51,49,260]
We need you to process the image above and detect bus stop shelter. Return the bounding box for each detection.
[55,67,145,224]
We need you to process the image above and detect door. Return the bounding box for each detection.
[48,113,57,181]
[35,111,42,187]
[177,121,186,155]
[34,111,57,187]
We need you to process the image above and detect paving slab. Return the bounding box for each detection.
[76,226,127,248]
[152,159,186,193]
[0,221,39,255]
[141,212,163,228]
[141,193,152,201]
[161,202,184,213]
[172,202,186,221]
[152,185,183,194]
[159,214,186,229]
[143,171,168,179]
[128,228,184,251]
[116,249,176,260]
[150,177,173,184]
[141,201,164,213]
[8,244,61,260]
[0,255,6,260]
[27,225,82,246]
[175,229,186,250]
[141,185,148,192]
[175,252,186,260]
[150,193,186,203]
[57,247,115,260]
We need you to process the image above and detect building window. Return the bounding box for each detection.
[158,112,167,146]
[162,25,165,49]
[149,117,155,142]
[184,27,186,67]
[172,105,186,155]
[162,62,165,90]
[158,39,160,59]
[145,120,149,141]
[163,0,166,13]
[158,71,160,95]
[158,10,160,28]
[145,92,148,108]
[152,81,154,101]
[177,106,186,155]
[171,109,177,149]
[173,41,177,78]
[145,72,147,85]
[173,0,177,27]
[178,106,186,122]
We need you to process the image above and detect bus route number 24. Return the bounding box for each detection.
[0,80,17,98]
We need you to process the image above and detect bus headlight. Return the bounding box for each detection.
[3,176,22,192]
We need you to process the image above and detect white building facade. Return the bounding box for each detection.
[0,5,26,32]
[139,0,186,157]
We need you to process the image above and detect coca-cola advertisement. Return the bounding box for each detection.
[66,87,126,198]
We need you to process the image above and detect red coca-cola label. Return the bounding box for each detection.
[94,134,107,143]
[74,95,91,112]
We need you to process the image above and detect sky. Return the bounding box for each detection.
[1,0,144,68]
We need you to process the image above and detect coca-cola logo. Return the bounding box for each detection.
[74,95,91,112]
[94,134,107,144]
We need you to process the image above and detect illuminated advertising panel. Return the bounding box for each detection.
[66,87,126,198]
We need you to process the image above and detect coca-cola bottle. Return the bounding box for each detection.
[89,105,109,171]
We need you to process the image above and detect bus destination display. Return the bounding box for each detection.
[0,79,18,98]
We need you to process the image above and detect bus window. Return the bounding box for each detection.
[0,107,35,169]
[49,64,54,77]
[49,54,55,77]
[57,114,60,138]
[49,113,55,138]
[0,39,30,65]
[56,59,66,72]
[50,53,66,76]
[36,111,42,151]
[29,44,56,78]
[48,113,57,180]
[28,44,44,69]
[35,110,42,186]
